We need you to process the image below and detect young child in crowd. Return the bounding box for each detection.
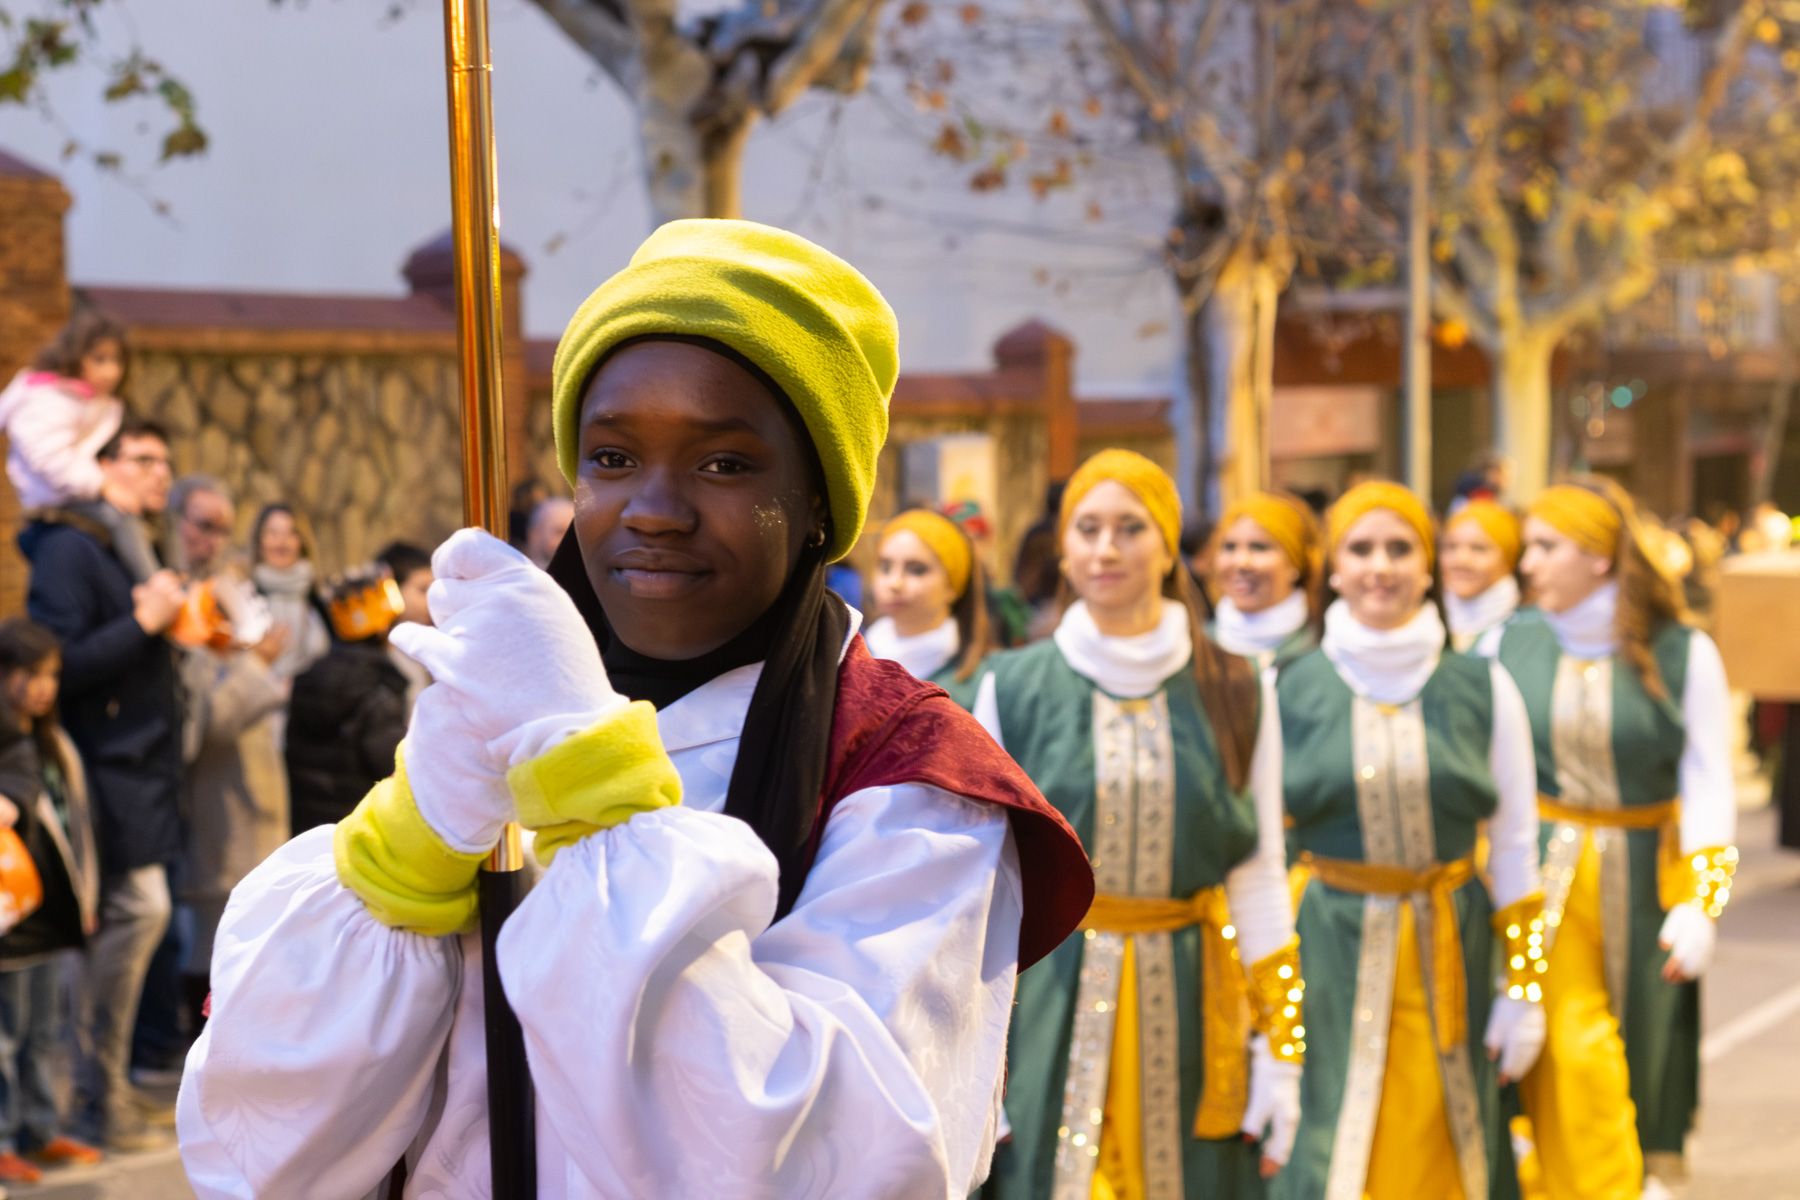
[0,620,103,1185]
[0,314,160,582]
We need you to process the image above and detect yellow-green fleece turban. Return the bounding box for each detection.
[551,219,899,562]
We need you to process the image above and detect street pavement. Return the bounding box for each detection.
[17,808,1800,1199]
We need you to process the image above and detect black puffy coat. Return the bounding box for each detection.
[285,639,409,834]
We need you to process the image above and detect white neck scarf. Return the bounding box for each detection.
[1543,580,1619,659]
[1321,599,1446,704]
[1214,590,1309,659]
[1053,599,1192,698]
[862,615,960,681]
[1445,576,1521,644]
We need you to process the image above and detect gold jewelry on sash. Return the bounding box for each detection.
[1490,893,1549,1003]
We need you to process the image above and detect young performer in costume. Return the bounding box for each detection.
[1208,491,1322,672]
[176,220,1093,1198]
[864,508,992,707]
[1504,478,1736,1199]
[1275,482,1545,1200]
[1442,500,1524,657]
[974,450,1302,1199]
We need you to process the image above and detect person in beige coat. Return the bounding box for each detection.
[167,479,290,1030]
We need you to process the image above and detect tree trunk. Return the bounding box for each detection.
[1490,329,1558,499]
[1189,243,1285,514]
[702,119,754,219]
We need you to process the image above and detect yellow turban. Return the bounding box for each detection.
[1059,449,1182,555]
[1446,500,1522,572]
[1529,485,1623,560]
[879,509,973,599]
[1326,481,1437,569]
[551,219,899,563]
[1217,491,1320,578]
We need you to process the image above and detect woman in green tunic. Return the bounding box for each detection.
[1208,491,1322,672]
[864,507,993,708]
[1505,479,1737,1200]
[1275,481,1545,1200]
[975,450,1302,1200]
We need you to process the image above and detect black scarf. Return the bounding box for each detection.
[547,528,850,920]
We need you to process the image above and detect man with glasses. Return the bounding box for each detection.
[166,476,290,1062]
[18,417,185,1151]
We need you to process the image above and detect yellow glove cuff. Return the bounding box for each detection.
[1247,938,1306,1064]
[333,751,486,937]
[506,700,683,863]
[1660,844,1738,919]
[1491,892,1549,1003]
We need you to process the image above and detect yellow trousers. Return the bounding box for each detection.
[1095,937,1145,1199]
[1518,837,1644,1200]
[1363,901,1464,1200]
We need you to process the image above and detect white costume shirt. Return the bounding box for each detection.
[863,614,960,682]
[1445,576,1521,658]
[973,601,1293,963]
[179,640,1023,1199]
[1213,590,1310,670]
[1314,601,1541,908]
[1540,582,1736,854]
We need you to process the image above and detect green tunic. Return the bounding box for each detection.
[1496,615,1699,1155]
[983,639,1263,1199]
[1272,648,1515,1200]
[926,661,980,710]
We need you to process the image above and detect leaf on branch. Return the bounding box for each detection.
[94,151,122,172]
[932,121,969,159]
[970,164,1006,191]
[1048,109,1070,137]
[161,123,207,161]
[900,1,931,27]
[958,4,982,26]
[104,71,144,102]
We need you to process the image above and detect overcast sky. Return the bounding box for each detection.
[0,0,1182,392]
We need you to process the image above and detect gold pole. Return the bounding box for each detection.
[440,0,535,1194]
[442,0,522,875]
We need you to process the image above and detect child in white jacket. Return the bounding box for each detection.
[0,314,160,582]
[0,313,126,512]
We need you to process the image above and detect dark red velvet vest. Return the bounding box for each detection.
[800,636,1092,970]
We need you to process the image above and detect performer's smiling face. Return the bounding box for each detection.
[573,340,824,659]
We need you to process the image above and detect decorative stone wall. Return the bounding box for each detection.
[133,349,466,570]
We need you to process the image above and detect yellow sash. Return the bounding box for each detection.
[1082,887,1250,1140]
[1537,797,1689,911]
[1298,853,1475,1055]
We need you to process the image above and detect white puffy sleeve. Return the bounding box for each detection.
[177,828,462,1199]
[1224,669,1293,962]
[499,784,1022,1199]
[1678,630,1737,853]
[1485,662,1543,909]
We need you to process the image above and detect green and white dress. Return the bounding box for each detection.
[1496,581,1735,1165]
[862,614,980,709]
[1211,591,1317,673]
[974,599,1296,1199]
[1273,602,1541,1200]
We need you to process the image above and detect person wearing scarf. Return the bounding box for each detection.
[1274,482,1544,1200]
[1208,490,1323,672]
[973,450,1301,1199]
[1442,500,1524,657]
[1502,478,1736,1200]
[863,508,992,707]
[176,219,1093,1198]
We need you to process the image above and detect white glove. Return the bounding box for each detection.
[389,529,623,852]
[1483,994,1545,1084]
[1658,902,1717,981]
[1241,1034,1300,1169]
